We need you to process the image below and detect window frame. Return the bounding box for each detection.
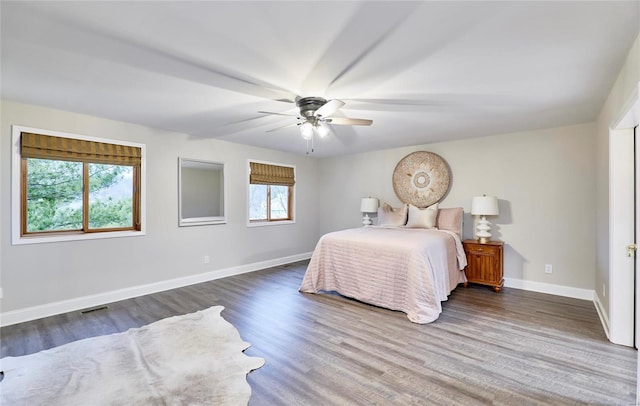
[11,125,146,245]
[247,159,296,227]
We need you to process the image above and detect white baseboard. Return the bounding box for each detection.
[0,252,313,327]
[593,292,611,341]
[2,259,604,328]
[503,277,595,301]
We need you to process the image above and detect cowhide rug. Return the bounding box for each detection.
[0,306,265,405]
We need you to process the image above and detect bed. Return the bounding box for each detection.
[299,207,467,324]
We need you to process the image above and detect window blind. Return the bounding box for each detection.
[249,162,295,186]
[21,132,142,166]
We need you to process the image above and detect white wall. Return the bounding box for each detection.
[318,122,597,293]
[0,100,319,321]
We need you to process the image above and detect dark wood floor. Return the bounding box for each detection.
[1,260,636,405]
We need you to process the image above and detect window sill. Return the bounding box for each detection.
[247,220,296,228]
[12,230,146,245]
[179,216,226,227]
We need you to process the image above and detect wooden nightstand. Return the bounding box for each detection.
[462,240,504,292]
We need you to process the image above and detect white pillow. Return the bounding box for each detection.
[406,203,439,228]
[377,203,408,227]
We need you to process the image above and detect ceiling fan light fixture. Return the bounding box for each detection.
[300,122,313,140]
[262,96,372,152]
[315,123,330,138]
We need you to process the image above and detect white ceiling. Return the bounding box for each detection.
[2,1,639,157]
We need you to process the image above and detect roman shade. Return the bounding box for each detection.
[249,162,295,186]
[21,132,142,166]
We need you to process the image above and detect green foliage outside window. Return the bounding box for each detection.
[26,159,133,232]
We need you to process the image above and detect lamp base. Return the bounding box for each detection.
[362,213,373,226]
[475,216,492,244]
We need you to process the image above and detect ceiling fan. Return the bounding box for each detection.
[258,97,373,153]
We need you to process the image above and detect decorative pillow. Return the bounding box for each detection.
[377,203,408,227]
[406,203,439,228]
[436,207,464,237]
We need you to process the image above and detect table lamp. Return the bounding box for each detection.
[360,197,379,226]
[471,195,499,243]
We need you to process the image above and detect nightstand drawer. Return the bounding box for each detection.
[465,244,499,256]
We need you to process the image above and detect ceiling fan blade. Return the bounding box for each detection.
[258,111,299,117]
[266,122,299,133]
[347,98,443,106]
[327,117,373,126]
[315,99,345,118]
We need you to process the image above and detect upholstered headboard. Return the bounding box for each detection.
[436,207,463,239]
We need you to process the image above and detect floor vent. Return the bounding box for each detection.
[81,305,108,314]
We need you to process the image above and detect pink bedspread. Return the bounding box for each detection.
[299,227,468,323]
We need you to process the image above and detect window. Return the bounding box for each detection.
[248,161,294,224]
[12,126,145,244]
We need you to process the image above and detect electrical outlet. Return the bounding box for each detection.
[545,264,552,274]
[603,283,606,297]
[204,255,210,264]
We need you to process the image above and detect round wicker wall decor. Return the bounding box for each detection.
[392,151,450,208]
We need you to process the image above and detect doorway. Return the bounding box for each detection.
[635,124,639,349]
[608,84,639,404]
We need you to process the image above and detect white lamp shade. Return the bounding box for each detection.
[360,197,379,213]
[300,122,313,140]
[315,123,330,138]
[471,196,499,216]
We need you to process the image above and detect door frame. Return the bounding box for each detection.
[609,83,638,347]
[633,126,640,348]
